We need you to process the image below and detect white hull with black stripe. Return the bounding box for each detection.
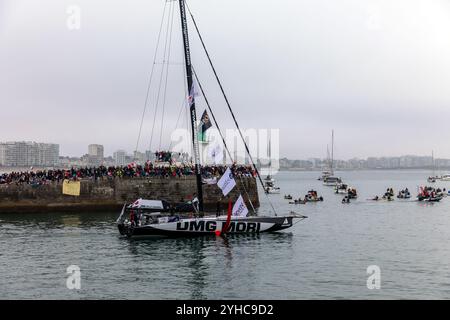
[118,215,305,238]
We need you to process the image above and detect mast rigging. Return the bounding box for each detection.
[179,0,204,213]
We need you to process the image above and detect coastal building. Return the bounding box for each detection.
[87,144,104,166]
[145,150,155,162]
[133,151,145,163]
[0,141,59,167]
[113,150,127,166]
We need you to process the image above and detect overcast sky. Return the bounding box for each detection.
[1,0,450,159]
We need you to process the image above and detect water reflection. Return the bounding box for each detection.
[217,235,233,270]
[120,232,294,299]
[0,212,117,228]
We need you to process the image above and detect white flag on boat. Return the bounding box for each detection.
[232,195,248,217]
[217,167,236,197]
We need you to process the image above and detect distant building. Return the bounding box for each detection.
[113,150,127,166]
[0,141,59,167]
[145,150,155,162]
[133,151,145,164]
[88,144,104,166]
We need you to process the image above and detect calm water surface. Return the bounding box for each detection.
[2,170,450,299]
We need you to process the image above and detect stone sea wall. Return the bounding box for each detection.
[0,176,260,213]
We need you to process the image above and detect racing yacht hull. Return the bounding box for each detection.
[118,215,301,238]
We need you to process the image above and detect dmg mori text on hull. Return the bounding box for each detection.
[118,216,299,238]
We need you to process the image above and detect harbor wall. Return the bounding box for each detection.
[0,176,260,213]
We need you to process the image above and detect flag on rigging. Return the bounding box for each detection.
[217,167,236,197]
[200,110,212,132]
[187,79,199,107]
[232,195,249,217]
[198,109,212,142]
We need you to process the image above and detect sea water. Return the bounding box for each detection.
[1,169,450,299]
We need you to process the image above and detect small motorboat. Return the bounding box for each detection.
[265,185,281,194]
[417,186,444,202]
[284,194,293,200]
[347,188,358,199]
[334,183,348,194]
[264,180,280,194]
[397,188,411,199]
[303,190,324,202]
[318,171,331,181]
[289,199,306,205]
[423,196,443,202]
[383,188,394,197]
[323,176,342,186]
[342,196,350,204]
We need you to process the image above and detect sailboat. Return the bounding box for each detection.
[323,130,342,186]
[116,0,306,238]
[317,145,331,181]
[264,135,280,194]
[427,151,437,183]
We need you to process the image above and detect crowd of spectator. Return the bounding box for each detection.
[0,162,255,186]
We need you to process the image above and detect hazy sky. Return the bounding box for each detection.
[1,0,450,159]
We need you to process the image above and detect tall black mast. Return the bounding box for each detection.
[179,0,204,212]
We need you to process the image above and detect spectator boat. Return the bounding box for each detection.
[427,151,437,183]
[323,176,342,186]
[334,183,348,194]
[322,130,342,186]
[417,186,444,202]
[263,136,280,193]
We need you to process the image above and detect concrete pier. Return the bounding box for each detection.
[0,176,260,213]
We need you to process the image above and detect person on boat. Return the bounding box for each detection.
[129,210,135,226]
[216,198,222,217]
[373,195,379,201]
[136,211,142,226]
[192,193,199,213]
[404,188,410,197]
